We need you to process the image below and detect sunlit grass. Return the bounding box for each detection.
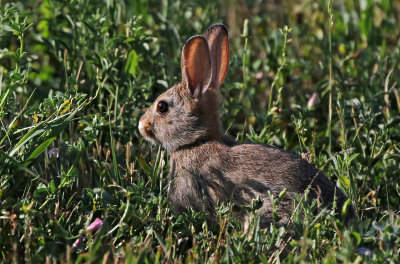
[0,0,399,262]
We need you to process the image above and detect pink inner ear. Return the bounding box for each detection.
[204,24,229,88]
[182,36,212,95]
[216,34,229,86]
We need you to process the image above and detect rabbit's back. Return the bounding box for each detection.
[168,141,353,227]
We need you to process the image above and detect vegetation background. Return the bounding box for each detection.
[1,0,400,262]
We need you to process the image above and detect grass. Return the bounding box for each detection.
[1,0,400,262]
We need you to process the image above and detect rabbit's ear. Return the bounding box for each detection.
[204,24,229,89]
[181,36,212,97]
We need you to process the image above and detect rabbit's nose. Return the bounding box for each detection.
[138,120,155,139]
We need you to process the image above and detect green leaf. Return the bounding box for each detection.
[33,183,48,199]
[25,106,40,115]
[278,188,287,201]
[67,76,76,85]
[44,98,56,109]
[9,127,45,157]
[0,89,10,114]
[11,72,22,81]
[23,23,33,32]
[11,22,20,32]
[138,158,152,176]
[49,179,56,193]
[131,195,147,203]
[125,50,138,76]
[350,231,362,245]
[0,25,13,32]
[23,136,56,166]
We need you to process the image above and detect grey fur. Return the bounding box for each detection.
[139,24,355,228]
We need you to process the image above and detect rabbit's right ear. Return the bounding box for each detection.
[204,24,229,89]
[181,36,212,97]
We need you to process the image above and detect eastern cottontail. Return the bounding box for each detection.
[139,24,355,228]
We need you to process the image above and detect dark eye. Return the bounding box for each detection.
[156,101,169,114]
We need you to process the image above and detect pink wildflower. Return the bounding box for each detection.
[307,92,319,109]
[71,236,84,250]
[86,218,103,232]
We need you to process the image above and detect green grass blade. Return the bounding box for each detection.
[23,136,56,166]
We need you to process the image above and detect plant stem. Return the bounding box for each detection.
[268,26,289,113]
[242,19,249,92]
[326,0,333,152]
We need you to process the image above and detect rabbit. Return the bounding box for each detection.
[138,24,355,228]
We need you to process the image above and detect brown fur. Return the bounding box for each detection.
[138,24,355,228]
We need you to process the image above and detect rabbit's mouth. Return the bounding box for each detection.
[138,120,159,145]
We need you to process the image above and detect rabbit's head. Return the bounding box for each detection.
[139,24,229,151]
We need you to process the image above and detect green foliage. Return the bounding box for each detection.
[1,0,400,262]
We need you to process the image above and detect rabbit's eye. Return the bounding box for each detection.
[156,101,169,114]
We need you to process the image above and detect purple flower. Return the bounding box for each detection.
[356,247,371,256]
[71,218,103,250]
[71,236,84,250]
[86,218,103,232]
[307,92,319,109]
[48,148,60,159]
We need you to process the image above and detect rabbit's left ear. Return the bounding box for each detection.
[204,24,229,89]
